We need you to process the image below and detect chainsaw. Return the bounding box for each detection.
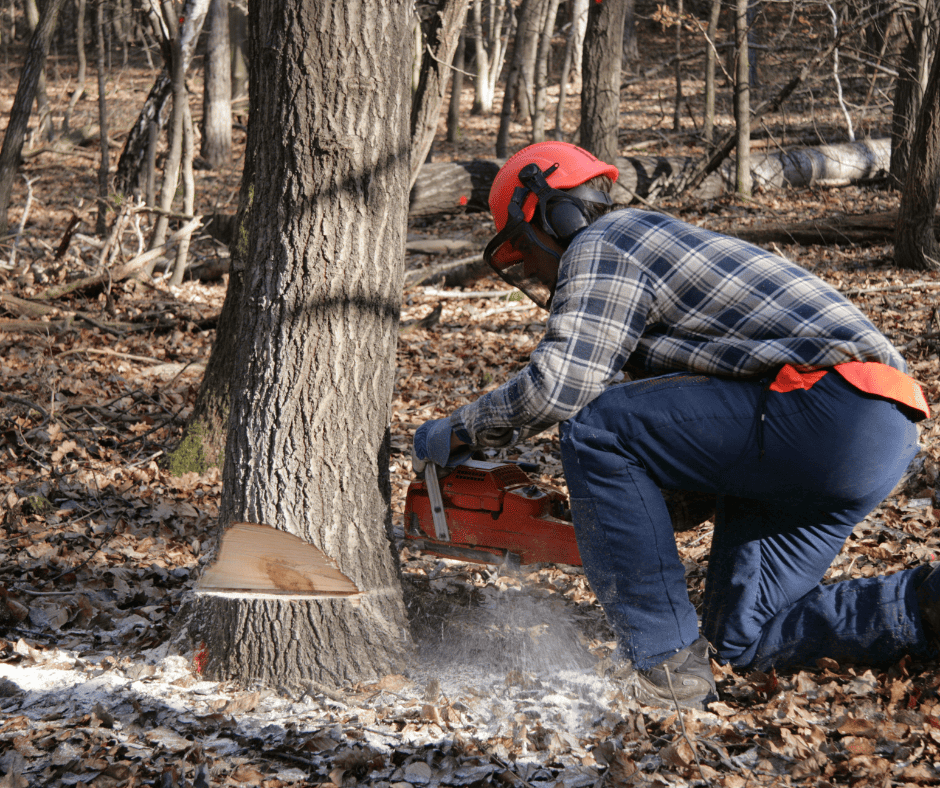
[403,457,717,568]
[403,458,580,567]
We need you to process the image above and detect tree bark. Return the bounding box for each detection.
[580,0,626,165]
[895,40,940,272]
[410,0,469,186]
[200,0,232,169]
[181,0,413,687]
[0,0,66,240]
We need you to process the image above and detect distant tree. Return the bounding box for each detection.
[889,0,933,186]
[410,0,469,184]
[24,0,54,141]
[0,0,67,240]
[113,0,208,197]
[895,39,940,271]
[531,0,562,143]
[183,0,414,687]
[201,0,232,169]
[580,0,626,163]
[471,0,511,115]
[734,0,752,197]
[703,0,722,146]
[446,30,465,143]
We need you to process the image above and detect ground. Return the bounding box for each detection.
[1,4,940,787]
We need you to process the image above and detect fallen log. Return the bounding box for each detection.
[406,140,893,217]
[730,210,936,247]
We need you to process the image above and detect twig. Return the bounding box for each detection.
[2,175,36,272]
[422,288,524,300]
[57,347,167,364]
[663,665,711,785]
[1,394,51,428]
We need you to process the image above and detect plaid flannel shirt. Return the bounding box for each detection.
[452,209,904,444]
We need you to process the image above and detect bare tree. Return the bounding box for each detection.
[63,0,87,133]
[0,0,67,240]
[94,0,108,236]
[580,0,626,163]
[446,30,465,144]
[553,0,588,139]
[410,0,470,185]
[734,0,752,197]
[895,34,940,271]
[890,0,933,186]
[113,0,209,196]
[24,0,54,141]
[531,0,561,143]
[201,0,232,169]
[703,0,722,146]
[471,0,511,115]
[182,0,413,687]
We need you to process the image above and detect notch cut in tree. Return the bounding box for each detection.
[198,522,360,595]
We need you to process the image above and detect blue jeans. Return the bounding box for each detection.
[559,371,930,671]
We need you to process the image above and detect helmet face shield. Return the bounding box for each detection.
[482,187,556,310]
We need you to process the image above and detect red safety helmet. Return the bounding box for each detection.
[485,141,620,269]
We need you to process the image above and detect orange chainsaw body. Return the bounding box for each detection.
[403,459,581,566]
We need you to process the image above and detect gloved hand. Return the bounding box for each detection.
[412,417,472,472]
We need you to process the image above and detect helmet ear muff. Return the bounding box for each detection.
[517,163,608,243]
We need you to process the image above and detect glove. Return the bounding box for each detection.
[412,417,472,472]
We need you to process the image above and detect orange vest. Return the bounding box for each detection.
[769,361,930,421]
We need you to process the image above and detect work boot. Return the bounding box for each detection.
[634,637,717,711]
[917,563,940,647]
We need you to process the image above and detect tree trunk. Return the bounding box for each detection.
[181,0,413,687]
[890,0,930,187]
[622,0,638,71]
[673,0,683,132]
[149,0,187,250]
[63,0,87,132]
[471,0,493,114]
[200,0,232,169]
[734,0,752,198]
[229,1,248,99]
[495,1,527,158]
[895,40,940,272]
[553,0,586,140]
[25,0,54,142]
[446,31,465,144]
[113,0,209,196]
[410,0,469,186]
[95,0,108,237]
[703,0,721,145]
[580,0,626,165]
[531,0,561,143]
[0,0,66,240]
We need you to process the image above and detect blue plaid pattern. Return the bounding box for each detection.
[453,210,904,442]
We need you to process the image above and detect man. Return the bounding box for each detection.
[412,141,933,710]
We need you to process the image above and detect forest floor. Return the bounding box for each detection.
[2,5,940,787]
